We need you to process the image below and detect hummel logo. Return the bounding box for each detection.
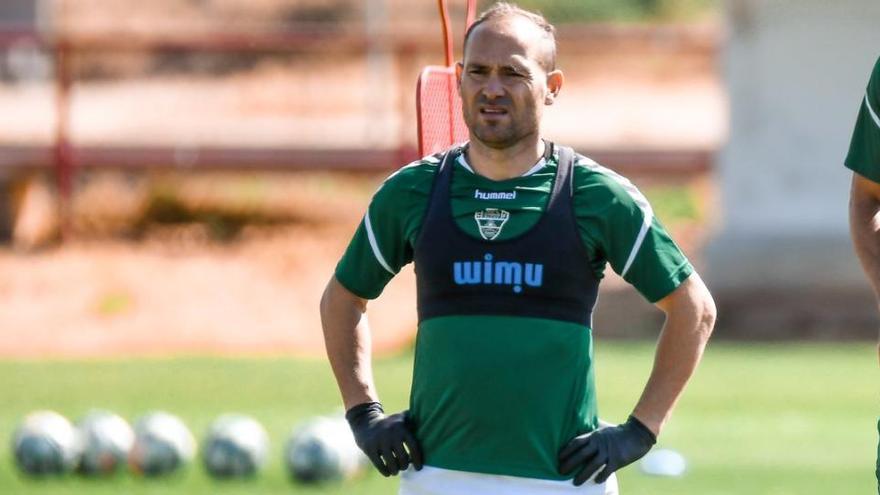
[474,189,516,200]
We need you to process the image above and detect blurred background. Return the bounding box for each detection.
[0,0,876,493]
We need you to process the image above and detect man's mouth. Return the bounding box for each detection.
[479,106,508,115]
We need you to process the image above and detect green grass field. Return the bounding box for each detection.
[0,343,875,494]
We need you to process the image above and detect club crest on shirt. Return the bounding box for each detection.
[474,208,510,240]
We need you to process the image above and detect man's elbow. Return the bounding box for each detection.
[697,291,717,340]
[670,273,716,340]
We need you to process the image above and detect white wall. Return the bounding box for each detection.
[709,0,880,289]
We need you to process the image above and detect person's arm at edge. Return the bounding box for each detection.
[320,275,378,410]
[848,172,880,364]
[629,272,717,436]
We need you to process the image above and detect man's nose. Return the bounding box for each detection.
[481,74,505,99]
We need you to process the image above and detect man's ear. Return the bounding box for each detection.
[544,69,564,105]
[455,62,464,86]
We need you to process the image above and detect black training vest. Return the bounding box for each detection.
[413,143,600,327]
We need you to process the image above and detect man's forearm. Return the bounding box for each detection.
[848,174,880,363]
[631,274,716,436]
[320,277,379,410]
[850,178,880,298]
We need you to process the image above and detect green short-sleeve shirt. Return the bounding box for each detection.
[846,56,880,181]
[333,144,693,480]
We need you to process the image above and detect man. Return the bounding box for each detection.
[321,4,716,494]
[845,54,880,494]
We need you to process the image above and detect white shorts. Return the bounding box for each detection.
[399,465,619,495]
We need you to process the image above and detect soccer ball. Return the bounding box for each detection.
[202,414,269,478]
[12,410,81,476]
[76,410,135,476]
[283,415,366,483]
[128,411,196,476]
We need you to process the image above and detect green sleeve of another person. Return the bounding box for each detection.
[334,159,437,299]
[845,56,880,182]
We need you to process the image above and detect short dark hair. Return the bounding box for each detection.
[462,2,557,71]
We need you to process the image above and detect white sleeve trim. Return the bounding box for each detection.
[366,154,443,275]
[363,210,395,275]
[866,93,880,130]
[621,218,652,278]
[576,157,654,278]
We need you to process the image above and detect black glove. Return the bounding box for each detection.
[345,401,423,477]
[558,415,656,486]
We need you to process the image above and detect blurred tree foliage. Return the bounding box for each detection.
[477,0,718,22]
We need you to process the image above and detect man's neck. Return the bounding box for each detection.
[465,136,545,181]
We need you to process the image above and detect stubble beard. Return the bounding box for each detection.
[463,106,538,150]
